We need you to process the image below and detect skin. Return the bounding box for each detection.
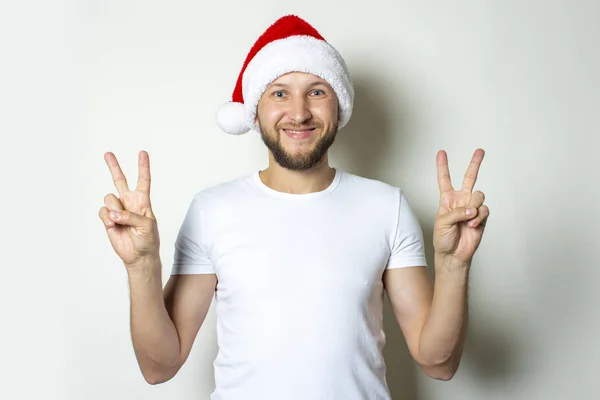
[99,71,489,384]
[255,72,340,194]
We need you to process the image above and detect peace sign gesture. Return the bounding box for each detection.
[98,150,160,269]
[433,149,489,267]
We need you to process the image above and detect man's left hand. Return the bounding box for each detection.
[433,148,489,268]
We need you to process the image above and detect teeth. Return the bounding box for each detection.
[285,129,312,134]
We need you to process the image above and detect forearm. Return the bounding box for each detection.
[127,258,180,382]
[418,256,469,376]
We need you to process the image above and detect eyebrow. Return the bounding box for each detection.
[268,81,328,89]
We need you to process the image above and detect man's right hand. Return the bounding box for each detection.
[99,150,160,270]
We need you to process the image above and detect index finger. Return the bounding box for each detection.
[104,152,129,196]
[461,148,485,192]
[136,150,151,194]
[436,150,454,193]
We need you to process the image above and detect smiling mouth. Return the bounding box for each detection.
[282,127,316,140]
[282,127,316,134]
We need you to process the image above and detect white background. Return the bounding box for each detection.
[1,0,599,399]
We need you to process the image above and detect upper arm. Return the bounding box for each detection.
[383,187,432,362]
[386,189,427,270]
[383,266,433,364]
[165,193,217,368]
[163,273,217,369]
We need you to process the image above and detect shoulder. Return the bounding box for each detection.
[188,173,255,212]
[339,170,403,201]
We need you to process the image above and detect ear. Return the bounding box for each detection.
[254,114,263,133]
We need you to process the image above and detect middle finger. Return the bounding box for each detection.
[104,152,130,196]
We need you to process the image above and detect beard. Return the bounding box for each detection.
[258,119,338,171]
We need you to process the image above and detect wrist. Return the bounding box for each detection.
[433,254,470,289]
[125,255,162,276]
[434,253,471,273]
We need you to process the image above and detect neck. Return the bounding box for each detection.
[259,155,336,194]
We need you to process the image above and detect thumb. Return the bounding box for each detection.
[437,206,477,228]
[109,209,147,228]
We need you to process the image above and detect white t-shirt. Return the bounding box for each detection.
[171,168,427,400]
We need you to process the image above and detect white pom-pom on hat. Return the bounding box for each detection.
[216,101,250,135]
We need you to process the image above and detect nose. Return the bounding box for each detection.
[288,96,312,124]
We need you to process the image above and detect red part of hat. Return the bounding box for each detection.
[230,15,326,104]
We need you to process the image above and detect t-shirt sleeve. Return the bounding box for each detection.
[385,189,428,269]
[170,195,216,275]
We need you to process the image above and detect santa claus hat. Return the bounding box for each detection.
[215,15,354,135]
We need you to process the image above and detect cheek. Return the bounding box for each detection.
[258,103,286,125]
[311,101,338,124]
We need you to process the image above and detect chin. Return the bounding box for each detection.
[283,143,320,159]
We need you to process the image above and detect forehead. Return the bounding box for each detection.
[267,72,331,88]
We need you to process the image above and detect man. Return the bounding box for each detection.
[99,15,489,400]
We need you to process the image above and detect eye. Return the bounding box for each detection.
[310,89,325,96]
[272,90,286,98]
